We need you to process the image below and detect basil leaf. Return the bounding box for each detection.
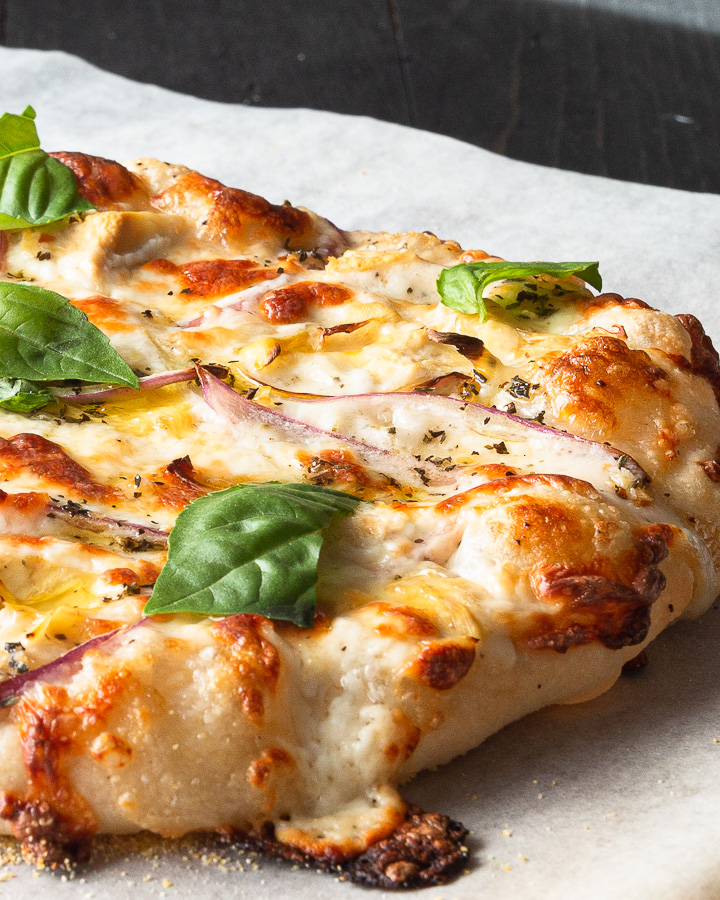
[438,260,602,318]
[144,483,361,626]
[0,377,53,412]
[0,106,94,230]
[0,281,138,388]
[436,265,487,321]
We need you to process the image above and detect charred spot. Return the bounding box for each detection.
[698,458,720,483]
[229,804,468,889]
[321,319,372,340]
[0,793,94,867]
[258,281,352,324]
[0,434,118,503]
[411,640,477,690]
[413,372,470,396]
[426,330,485,361]
[676,313,720,408]
[345,806,468,889]
[49,151,140,208]
[622,649,649,674]
[522,523,672,652]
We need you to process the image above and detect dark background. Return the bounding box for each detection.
[3,0,719,193]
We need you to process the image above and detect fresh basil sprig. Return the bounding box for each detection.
[437,261,602,322]
[0,377,53,413]
[0,106,94,230]
[0,281,138,388]
[144,483,361,626]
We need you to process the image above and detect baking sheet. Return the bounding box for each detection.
[0,46,718,900]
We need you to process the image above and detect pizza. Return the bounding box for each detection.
[0,107,716,889]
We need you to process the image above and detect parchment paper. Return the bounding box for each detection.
[0,47,718,900]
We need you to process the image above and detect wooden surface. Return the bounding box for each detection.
[2,0,718,193]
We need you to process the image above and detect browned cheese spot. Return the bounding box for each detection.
[151,171,314,248]
[296,448,375,489]
[0,434,119,503]
[362,602,438,641]
[435,473,597,516]
[521,523,673,652]
[384,710,422,764]
[459,249,492,263]
[151,456,210,510]
[89,731,133,769]
[258,281,352,324]
[246,747,295,789]
[541,335,671,437]
[103,564,159,590]
[70,295,134,332]
[0,488,48,516]
[0,667,134,865]
[49,151,143,209]
[410,639,477,691]
[582,292,652,312]
[144,257,280,299]
[211,614,280,726]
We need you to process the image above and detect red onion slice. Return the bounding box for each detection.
[198,368,649,498]
[56,367,200,405]
[0,618,154,706]
[197,367,455,489]
[0,629,120,705]
[47,502,169,550]
[257,391,650,491]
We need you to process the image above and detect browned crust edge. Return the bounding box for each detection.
[228,805,469,889]
[675,313,720,408]
[521,523,672,653]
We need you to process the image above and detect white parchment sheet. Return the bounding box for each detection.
[0,47,718,900]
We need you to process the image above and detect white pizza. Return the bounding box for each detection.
[0,108,716,888]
